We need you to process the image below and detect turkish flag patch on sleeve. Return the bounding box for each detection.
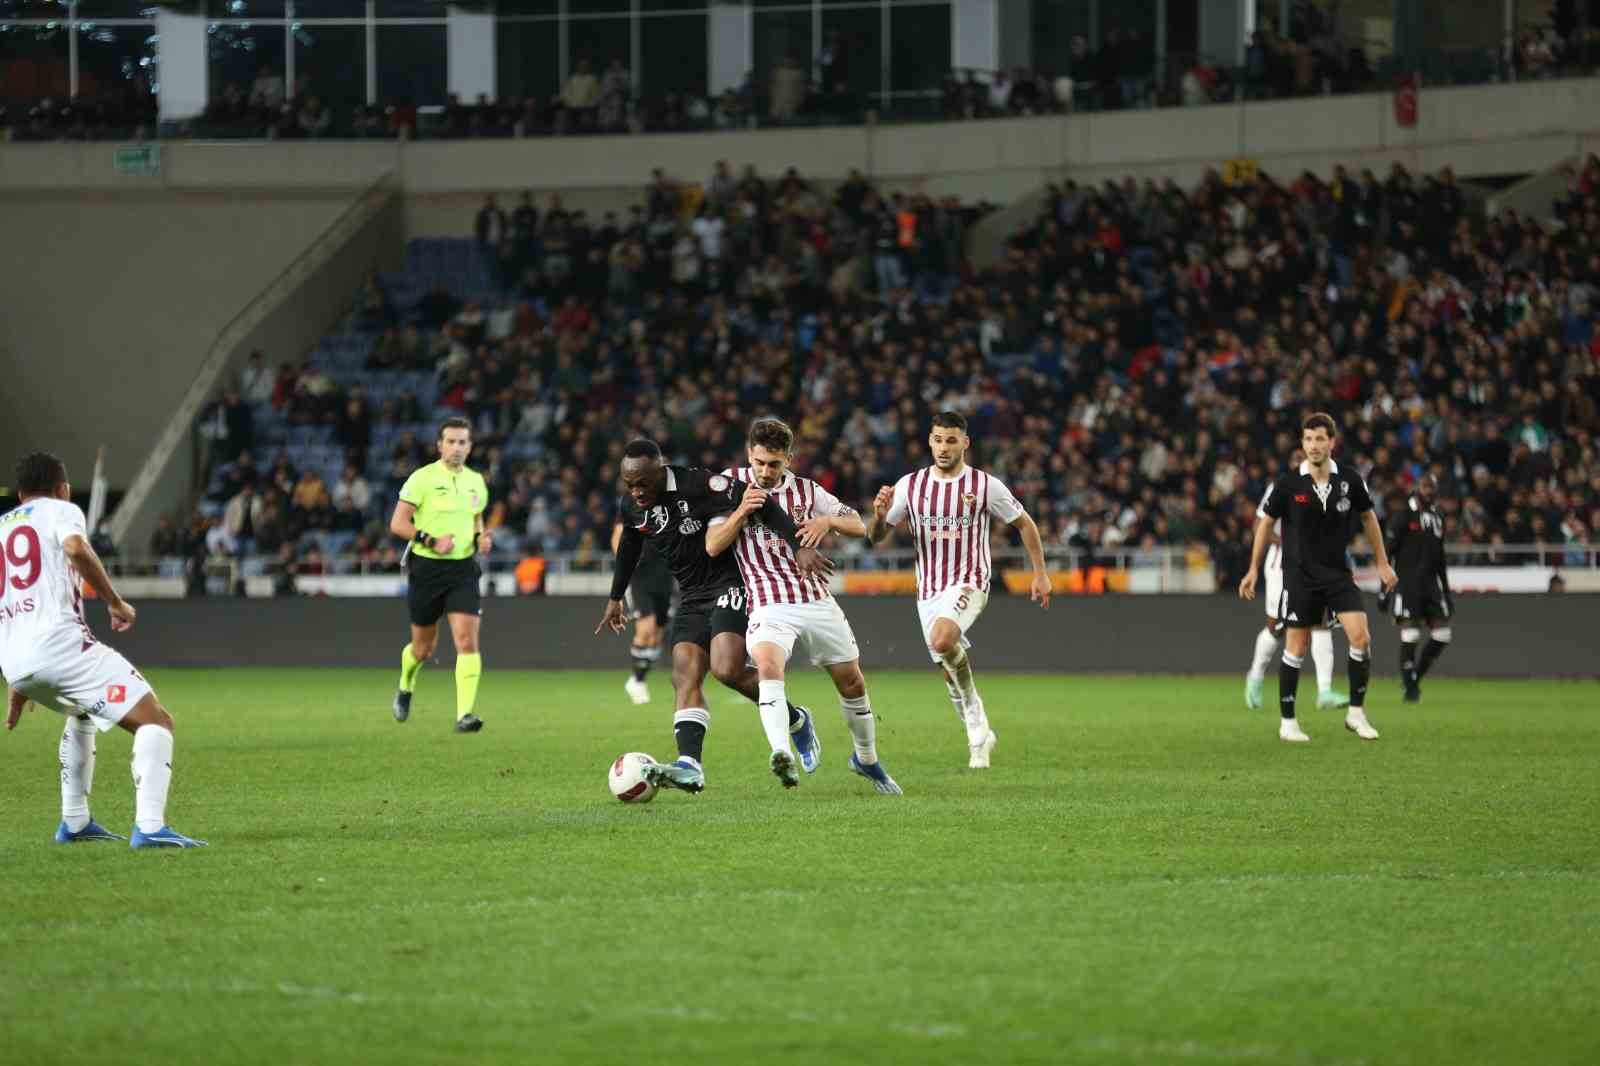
[107,684,127,703]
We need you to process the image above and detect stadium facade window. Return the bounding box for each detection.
[566,12,631,84]
[76,20,157,96]
[819,5,882,100]
[376,22,443,105]
[207,21,287,102]
[74,1,158,17]
[494,15,558,103]
[639,10,707,99]
[0,19,69,98]
[291,19,364,112]
[206,1,289,17]
[888,2,949,100]
[0,0,72,18]
[371,0,442,16]
[291,0,367,18]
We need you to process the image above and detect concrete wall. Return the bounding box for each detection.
[89,593,1600,679]
[0,191,360,497]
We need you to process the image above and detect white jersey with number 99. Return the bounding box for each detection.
[0,498,96,680]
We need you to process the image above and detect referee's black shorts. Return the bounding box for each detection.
[407,555,482,627]
[1279,573,1362,628]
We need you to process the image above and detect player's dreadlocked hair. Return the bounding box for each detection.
[747,418,794,454]
[14,452,68,497]
[623,438,663,462]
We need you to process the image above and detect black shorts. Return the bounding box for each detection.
[1278,574,1362,628]
[626,559,673,626]
[669,584,747,650]
[406,555,481,627]
[1391,580,1452,624]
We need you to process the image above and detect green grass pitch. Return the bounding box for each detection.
[2,669,1597,1065]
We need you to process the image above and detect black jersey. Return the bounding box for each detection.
[1388,496,1449,589]
[1258,459,1374,586]
[617,466,746,605]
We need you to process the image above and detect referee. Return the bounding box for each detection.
[388,417,491,733]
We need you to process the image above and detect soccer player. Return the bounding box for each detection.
[1387,473,1453,702]
[1239,413,1398,743]
[1244,515,1349,711]
[611,522,671,706]
[866,411,1051,769]
[705,418,902,795]
[388,417,491,733]
[596,438,832,794]
[1,452,205,848]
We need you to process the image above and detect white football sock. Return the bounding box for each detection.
[1248,625,1279,680]
[940,665,966,720]
[131,724,174,834]
[757,679,792,756]
[840,694,878,764]
[941,646,977,702]
[1311,627,1335,692]
[59,716,97,832]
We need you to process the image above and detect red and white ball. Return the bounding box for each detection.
[608,752,657,804]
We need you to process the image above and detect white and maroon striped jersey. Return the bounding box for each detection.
[0,497,96,679]
[710,468,851,608]
[884,466,1025,601]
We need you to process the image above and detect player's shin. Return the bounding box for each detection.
[1348,647,1370,710]
[1311,627,1336,692]
[1248,626,1279,679]
[672,707,709,764]
[1279,651,1303,720]
[631,644,661,683]
[59,716,97,833]
[1417,627,1450,679]
[840,694,878,764]
[1399,626,1421,689]
[131,725,174,834]
[941,645,977,701]
[757,679,792,755]
[400,643,425,693]
[455,653,482,720]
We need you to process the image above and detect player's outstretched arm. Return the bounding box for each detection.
[865,485,899,545]
[598,525,644,636]
[1362,510,1398,592]
[62,535,135,631]
[1010,512,1052,609]
[1238,516,1274,600]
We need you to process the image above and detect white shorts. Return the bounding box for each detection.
[6,635,152,734]
[746,598,860,667]
[1265,566,1284,621]
[916,585,989,663]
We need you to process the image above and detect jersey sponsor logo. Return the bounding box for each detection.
[679,517,704,535]
[1336,498,1351,512]
[107,684,126,703]
[709,475,730,492]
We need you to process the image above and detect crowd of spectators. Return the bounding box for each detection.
[171,149,1600,595]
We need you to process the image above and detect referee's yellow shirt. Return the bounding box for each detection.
[398,461,489,561]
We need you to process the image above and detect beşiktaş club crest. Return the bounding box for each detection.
[645,505,670,534]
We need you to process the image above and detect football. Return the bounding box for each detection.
[608,752,657,803]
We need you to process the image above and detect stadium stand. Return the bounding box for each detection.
[176,152,1600,591]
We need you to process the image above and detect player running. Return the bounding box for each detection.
[389,418,491,733]
[705,418,901,795]
[611,523,672,706]
[1244,509,1349,712]
[865,411,1051,768]
[1386,473,1453,702]
[1239,413,1398,743]
[1,452,206,848]
[596,438,832,794]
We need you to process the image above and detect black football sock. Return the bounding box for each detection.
[1417,633,1450,680]
[1348,647,1370,710]
[786,701,804,728]
[672,708,708,763]
[1399,640,1419,690]
[1279,651,1303,719]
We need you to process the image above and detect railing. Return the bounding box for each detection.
[101,543,1600,582]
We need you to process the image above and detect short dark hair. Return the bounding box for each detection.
[747,417,794,454]
[15,452,68,496]
[623,438,662,462]
[1302,412,1337,437]
[437,417,472,442]
[931,411,968,432]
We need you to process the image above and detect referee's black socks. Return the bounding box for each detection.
[1348,646,1370,709]
[1279,651,1303,719]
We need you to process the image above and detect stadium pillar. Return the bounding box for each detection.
[157,7,207,123]
[709,2,752,97]
[953,0,1000,74]
[1199,0,1249,67]
[448,4,496,103]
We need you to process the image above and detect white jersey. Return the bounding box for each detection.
[711,468,850,608]
[885,465,1025,601]
[1266,519,1284,574]
[0,498,96,680]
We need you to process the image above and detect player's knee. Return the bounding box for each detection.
[929,630,958,657]
[709,655,744,686]
[147,703,175,732]
[1348,629,1371,653]
[835,673,866,700]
